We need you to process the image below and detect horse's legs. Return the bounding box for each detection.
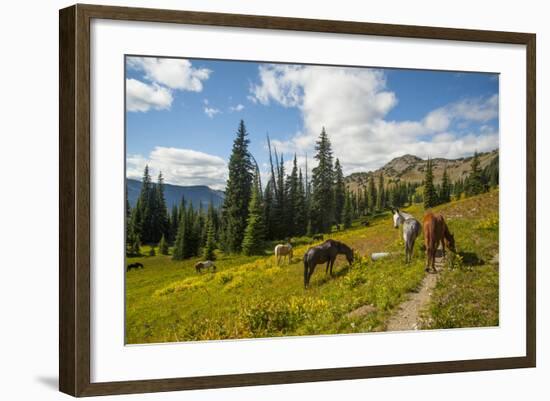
[425,247,432,272]
[431,249,437,273]
[325,261,330,275]
[330,258,336,276]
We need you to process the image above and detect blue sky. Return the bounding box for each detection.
[126,56,499,189]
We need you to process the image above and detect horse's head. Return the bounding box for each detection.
[345,246,355,265]
[392,209,403,229]
[446,233,456,253]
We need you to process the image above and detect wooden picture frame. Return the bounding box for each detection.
[59,3,536,397]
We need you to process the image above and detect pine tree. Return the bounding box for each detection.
[376,173,385,211]
[221,120,254,252]
[295,168,307,236]
[368,174,377,214]
[159,234,169,255]
[203,218,216,261]
[242,171,265,256]
[439,165,451,203]
[342,191,353,229]
[130,233,141,256]
[138,165,154,243]
[172,209,187,260]
[285,155,300,236]
[152,172,169,243]
[310,127,334,233]
[333,158,346,225]
[465,151,487,196]
[423,158,438,209]
[169,204,179,243]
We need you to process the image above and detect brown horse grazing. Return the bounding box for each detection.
[423,212,456,273]
[303,239,354,287]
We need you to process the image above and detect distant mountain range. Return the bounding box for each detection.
[345,149,499,191]
[126,178,225,209]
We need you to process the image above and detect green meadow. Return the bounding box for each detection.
[126,190,499,344]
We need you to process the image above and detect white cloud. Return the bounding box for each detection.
[127,57,211,91]
[126,78,173,112]
[204,106,221,118]
[127,147,227,190]
[249,64,499,174]
[229,104,245,112]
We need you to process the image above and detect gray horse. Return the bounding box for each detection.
[392,208,421,263]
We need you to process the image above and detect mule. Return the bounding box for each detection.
[423,212,456,273]
[195,260,216,273]
[303,239,354,287]
[392,208,422,263]
[274,244,293,265]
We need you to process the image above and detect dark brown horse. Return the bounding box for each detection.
[303,239,354,287]
[423,212,455,273]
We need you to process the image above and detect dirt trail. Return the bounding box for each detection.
[385,253,445,331]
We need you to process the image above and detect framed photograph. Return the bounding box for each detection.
[59,4,536,397]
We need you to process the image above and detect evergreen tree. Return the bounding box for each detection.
[169,204,179,243]
[439,165,451,203]
[130,233,141,256]
[310,127,335,233]
[295,168,307,236]
[333,159,346,225]
[242,171,265,256]
[203,218,217,261]
[221,120,254,252]
[465,151,487,196]
[368,174,377,214]
[263,177,275,240]
[342,191,353,229]
[285,155,300,236]
[376,173,385,211]
[152,172,169,243]
[138,165,154,243]
[423,158,438,209]
[159,234,169,255]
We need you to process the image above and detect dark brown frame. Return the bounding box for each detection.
[59,3,536,397]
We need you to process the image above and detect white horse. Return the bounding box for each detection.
[392,208,422,263]
[274,244,293,265]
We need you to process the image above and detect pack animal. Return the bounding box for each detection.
[303,239,354,288]
[423,212,456,273]
[274,244,293,265]
[195,260,216,273]
[392,208,422,263]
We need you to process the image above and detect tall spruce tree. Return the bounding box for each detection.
[368,174,377,215]
[152,172,169,243]
[294,168,307,236]
[376,173,385,211]
[285,155,300,236]
[333,159,346,225]
[221,120,254,252]
[138,165,154,243]
[439,165,451,203]
[242,170,265,255]
[465,151,486,196]
[423,158,438,209]
[203,218,216,261]
[310,128,335,233]
[342,191,353,229]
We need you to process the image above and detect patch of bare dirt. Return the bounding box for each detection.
[347,304,377,319]
[385,254,445,332]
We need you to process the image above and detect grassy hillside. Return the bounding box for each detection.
[126,190,499,344]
